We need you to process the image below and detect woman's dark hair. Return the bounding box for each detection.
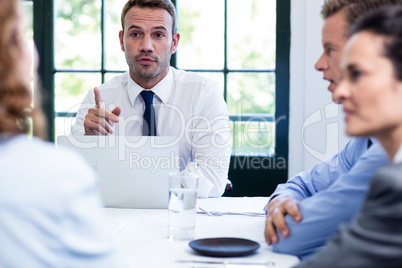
[351,7,402,80]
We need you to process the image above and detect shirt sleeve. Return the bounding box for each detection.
[268,137,369,202]
[272,142,389,258]
[182,82,231,198]
[294,163,402,268]
[70,89,95,136]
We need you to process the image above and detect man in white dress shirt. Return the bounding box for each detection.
[71,0,231,198]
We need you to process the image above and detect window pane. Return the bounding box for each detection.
[228,0,276,70]
[54,73,101,113]
[176,0,224,69]
[105,0,128,70]
[55,0,101,69]
[227,73,275,114]
[230,120,275,156]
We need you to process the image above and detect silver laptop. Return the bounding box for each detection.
[57,135,179,209]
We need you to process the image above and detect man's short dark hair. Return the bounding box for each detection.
[121,0,176,35]
[321,0,402,36]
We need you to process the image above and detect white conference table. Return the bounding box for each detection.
[104,197,300,268]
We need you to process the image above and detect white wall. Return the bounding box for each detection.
[288,0,350,177]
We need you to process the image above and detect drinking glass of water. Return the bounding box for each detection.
[168,172,198,241]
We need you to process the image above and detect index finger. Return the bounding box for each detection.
[94,87,104,109]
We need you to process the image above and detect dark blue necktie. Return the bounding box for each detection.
[140,90,156,136]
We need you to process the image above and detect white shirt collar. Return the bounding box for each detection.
[127,67,173,106]
[393,143,402,164]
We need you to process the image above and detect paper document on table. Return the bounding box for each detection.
[197,207,265,217]
[197,197,268,215]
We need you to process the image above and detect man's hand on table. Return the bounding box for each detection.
[84,87,121,135]
[264,195,302,245]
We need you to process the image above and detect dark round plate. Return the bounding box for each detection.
[189,237,260,257]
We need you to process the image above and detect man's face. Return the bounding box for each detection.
[315,11,349,100]
[119,7,180,88]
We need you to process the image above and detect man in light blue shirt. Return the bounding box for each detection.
[268,140,388,258]
[264,0,398,259]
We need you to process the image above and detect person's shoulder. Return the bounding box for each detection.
[18,136,92,176]
[24,136,72,156]
[362,163,402,213]
[359,139,388,161]
[330,137,368,167]
[40,137,90,167]
[341,137,369,153]
[171,67,217,88]
[6,135,56,154]
[347,137,369,146]
[98,72,128,92]
[373,163,402,190]
[2,135,94,187]
[344,138,389,173]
